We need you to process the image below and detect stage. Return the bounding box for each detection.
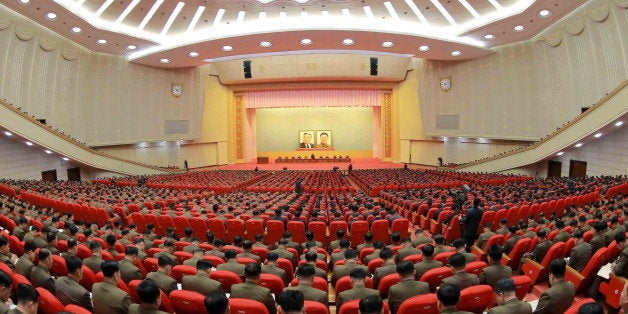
[213,158,434,171]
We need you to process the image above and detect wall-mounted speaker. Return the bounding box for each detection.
[243,60,252,79]
[370,57,378,76]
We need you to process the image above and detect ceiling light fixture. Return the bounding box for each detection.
[538,10,551,18]
[259,41,272,48]
[18,0,30,4]
[45,150,52,154]
[221,45,233,51]
[188,51,199,57]
[483,34,495,40]
[418,45,430,51]
[96,39,108,45]
[126,45,137,50]
[160,58,170,63]
[594,133,602,138]
[62,157,70,161]
[513,25,525,32]
[71,27,82,34]
[342,39,355,45]
[46,12,57,20]
[3,131,12,136]
[300,38,313,45]
[25,141,33,146]
[615,121,624,126]
[575,143,583,147]
[450,50,462,56]
[557,152,564,156]
[381,41,394,48]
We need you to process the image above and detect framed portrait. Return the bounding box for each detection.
[299,130,315,149]
[316,130,332,148]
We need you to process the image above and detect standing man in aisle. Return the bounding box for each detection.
[461,198,484,253]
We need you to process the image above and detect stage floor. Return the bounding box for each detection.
[218,158,404,171]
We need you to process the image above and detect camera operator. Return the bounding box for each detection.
[459,198,484,253]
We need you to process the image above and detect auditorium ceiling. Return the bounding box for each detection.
[2,0,588,68]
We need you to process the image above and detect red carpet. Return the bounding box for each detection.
[218,158,404,171]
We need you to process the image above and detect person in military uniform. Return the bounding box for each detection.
[533,259,575,314]
[0,236,17,270]
[487,278,532,314]
[237,240,261,263]
[479,245,512,288]
[331,249,368,285]
[277,290,306,314]
[302,251,327,280]
[411,228,433,247]
[441,253,479,291]
[83,241,105,274]
[612,232,628,277]
[437,284,473,314]
[92,260,131,314]
[128,279,169,314]
[283,264,328,305]
[10,283,39,314]
[503,226,521,255]
[60,239,78,260]
[216,249,245,278]
[0,270,12,314]
[568,231,592,272]
[153,241,178,265]
[452,239,476,263]
[388,261,429,314]
[230,263,277,314]
[146,255,177,295]
[182,259,222,295]
[55,256,92,311]
[269,239,294,262]
[15,241,37,278]
[119,246,143,284]
[30,249,55,294]
[414,244,443,279]
[335,268,380,312]
[372,248,396,289]
[203,290,229,314]
[261,252,288,286]
[183,248,204,267]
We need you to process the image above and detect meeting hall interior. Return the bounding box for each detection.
[0,0,626,313]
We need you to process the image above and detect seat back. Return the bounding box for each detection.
[391,219,410,240]
[225,219,245,244]
[289,276,329,293]
[359,248,375,263]
[210,270,243,293]
[128,280,142,303]
[203,255,226,267]
[563,298,596,314]
[505,237,531,268]
[465,261,488,277]
[434,251,456,265]
[172,216,190,238]
[308,221,328,246]
[277,258,294,281]
[189,218,209,240]
[171,265,197,283]
[258,273,285,296]
[458,285,494,313]
[207,219,227,241]
[371,220,390,244]
[367,258,384,275]
[540,242,566,267]
[173,251,193,264]
[403,254,423,263]
[157,215,175,236]
[378,273,401,299]
[287,221,306,244]
[229,298,270,314]
[420,267,453,292]
[338,299,390,314]
[512,275,532,300]
[11,274,31,291]
[170,290,206,313]
[36,287,65,314]
[302,301,329,314]
[266,220,285,246]
[79,265,97,291]
[63,304,91,314]
[329,221,348,243]
[143,257,159,273]
[397,293,439,314]
[350,221,369,246]
[483,234,505,252]
[76,244,92,259]
[50,254,68,277]
[335,276,373,295]
[245,220,265,242]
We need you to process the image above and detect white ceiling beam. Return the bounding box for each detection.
[94,0,115,17]
[212,8,226,27]
[430,0,457,25]
[363,6,375,20]
[115,0,141,24]
[187,6,205,32]
[487,0,503,10]
[403,0,429,24]
[458,0,480,18]
[138,0,164,30]
[384,2,400,21]
[236,11,245,23]
[161,2,185,36]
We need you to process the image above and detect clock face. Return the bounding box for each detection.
[171,84,183,97]
[440,78,451,91]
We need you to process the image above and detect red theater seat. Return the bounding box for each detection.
[210,270,242,293]
[338,299,390,314]
[170,290,206,313]
[36,287,65,314]
[420,267,453,292]
[258,273,285,296]
[229,298,270,314]
[397,293,439,314]
[458,285,493,314]
[63,304,91,314]
[171,265,196,283]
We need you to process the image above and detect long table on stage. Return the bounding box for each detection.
[275,157,351,163]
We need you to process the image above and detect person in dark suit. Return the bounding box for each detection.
[461,198,484,253]
[284,264,328,305]
[479,245,512,288]
[230,263,277,314]
[299,132,314,149]
[533,259,575,314]
[182,259,222,295]
[441,253,479,291]
[568,231,592,272]
[128,278,169,314]
[55,256,92,311]
[92,260,132,314]
[203,291,229,314]
[388,261,429,314]
[30,249,55,294]
[437,284,473,314]
[414,244,443,279]
[146,255,177,295]
[488,278,532,314]
[11,283,39,314]
[335,268,380,312]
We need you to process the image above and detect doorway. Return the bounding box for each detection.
[569,160,587,178]
[41,170,57,181]
[547,160,562,178]
[67,167,81,181]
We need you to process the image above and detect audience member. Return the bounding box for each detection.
[92,260,132,314]
[230,263,276,314]
[533,259,575,314]
[182,259,222,295]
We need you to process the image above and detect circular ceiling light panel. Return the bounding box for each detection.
[418,45,430,52]
[259,41,272,48]
[300,38,313,45]
[538,10,551,18]
[221,45,233,51]
[450,50,462,56]
[188,51,199,57]
[342,38,355,45]
[71,27,82,34]
[513,25,525,32]
[46,12,57,20]
[18,0,30,5]
[381,41,394,48]
[483,34,495,40]
[96,39,108,45]
[160,58,170,64]
[126,45,137,50]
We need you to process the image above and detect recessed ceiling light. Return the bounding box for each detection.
[513,25,525,32]
[25,141,33,146]
[46,12,57,20]
[615,121,624,126]
[557,152,564,156]
[188,51,199,57]
[18,0,30,4]
[478,138,483,140]
[221,45,233,51]
[160,58,170,64]
[259,41,272,48]
[575,143,583,147]
[418,45,430,52]
[538,10,551,18]
[381,41,394,48]
[594,133,602,138]
[45,150,52,154]
[300,38,313,45]
[483,34,495,40]
[71,27,82,34]
[342,39,355,45]
[96,39,108,45]
[450,50,462,56]
[62,157,70,161]
[126,45,137,50]
[3,131,12,136]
